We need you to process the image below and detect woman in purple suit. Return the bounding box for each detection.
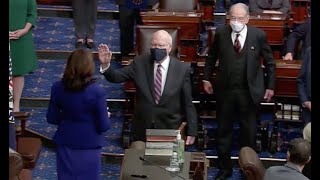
[47,49,111,180]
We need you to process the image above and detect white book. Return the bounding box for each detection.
[145,148,173,156]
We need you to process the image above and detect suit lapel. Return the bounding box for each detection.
[159,58,176,103]
[245,26,255,70]
[224,27,234,76]
[146,57,156,101]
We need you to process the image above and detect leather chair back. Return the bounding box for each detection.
[9,148,23,180]
[136,25,180,57]
[238,146,265,180]
[159,0,198,12]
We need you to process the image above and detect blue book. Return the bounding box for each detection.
[127,0,148,9]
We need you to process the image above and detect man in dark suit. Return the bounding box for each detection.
[283,17,311,60]
[264,138,311,180]
[98,30,198,145]
[297,47,311,123]
[116,0,158,56]
[249,0,290,14]
[203,3,275,179]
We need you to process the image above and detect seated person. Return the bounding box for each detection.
[302,122,311,179]
[264,138,311,180]
[283,17,311,60]
[249,0,290,14]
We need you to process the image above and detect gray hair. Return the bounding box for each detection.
[229,3,250,16]
[303,122,311,142]
[153,30,172,45]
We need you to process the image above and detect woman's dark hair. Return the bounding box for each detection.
[62,49,95,91]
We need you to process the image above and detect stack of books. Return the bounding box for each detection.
[144,129,177,156]
[275,103,301,120]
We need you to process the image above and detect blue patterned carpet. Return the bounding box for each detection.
[33,17,120,52]
[38,0,118,11]
[23,59,125,99]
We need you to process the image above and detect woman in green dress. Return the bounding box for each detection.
[9,0,38,112]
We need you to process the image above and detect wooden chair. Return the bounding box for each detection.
[122,25,181,63]
[14,112,42,170]
[157,0,200,12]
[289,0,310,25]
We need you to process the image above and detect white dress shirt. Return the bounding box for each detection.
[231,25,248,50]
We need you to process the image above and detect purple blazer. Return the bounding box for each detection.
[47,81,110,149]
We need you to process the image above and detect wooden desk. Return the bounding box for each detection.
[120,149,208,180]
[226,14,288,46]
[290,0,310,23]
[140,11,202,62]
[274,59,302,97]
[195,59,302,97]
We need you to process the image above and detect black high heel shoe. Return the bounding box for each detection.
[86,42,95,49]
[75,39,84,49]
[86,39,95,49]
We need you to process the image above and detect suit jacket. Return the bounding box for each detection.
[249,0,290,14]
[297,47,311,104]
[264,162,310,180]
[116,0,158,6]
[102,54,197,140]
[204,25,276,106]
[286,18,311,55]
[47,81,111,149]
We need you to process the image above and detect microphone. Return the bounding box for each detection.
[139,156,187,180]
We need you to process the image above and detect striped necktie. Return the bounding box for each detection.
[234,33,241,53]
[154,64,162,104]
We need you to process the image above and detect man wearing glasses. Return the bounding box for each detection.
[98,30,198,146]
[203,3,275,180]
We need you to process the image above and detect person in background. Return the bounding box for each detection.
[116,0,158,56]
[9,41,16,150]
[72,0,98,49]
[98,30,198,146]
[47,49,111,180]
[9,0,38,112]
[264,138,311,180]
[283,17,311,61]
[302,122,311,179]
[249,0,290,14]
[203,3,275,179]
[297,47,311,123]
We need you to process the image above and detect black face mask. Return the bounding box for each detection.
[150,48,167,62]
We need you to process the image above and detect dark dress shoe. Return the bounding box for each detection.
[215,170,232,180]
[86,41,95,49]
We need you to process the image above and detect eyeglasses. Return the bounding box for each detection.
[150,43,171,48]
[230,16,248,23]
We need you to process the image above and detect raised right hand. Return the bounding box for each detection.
[98,44,112,65]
